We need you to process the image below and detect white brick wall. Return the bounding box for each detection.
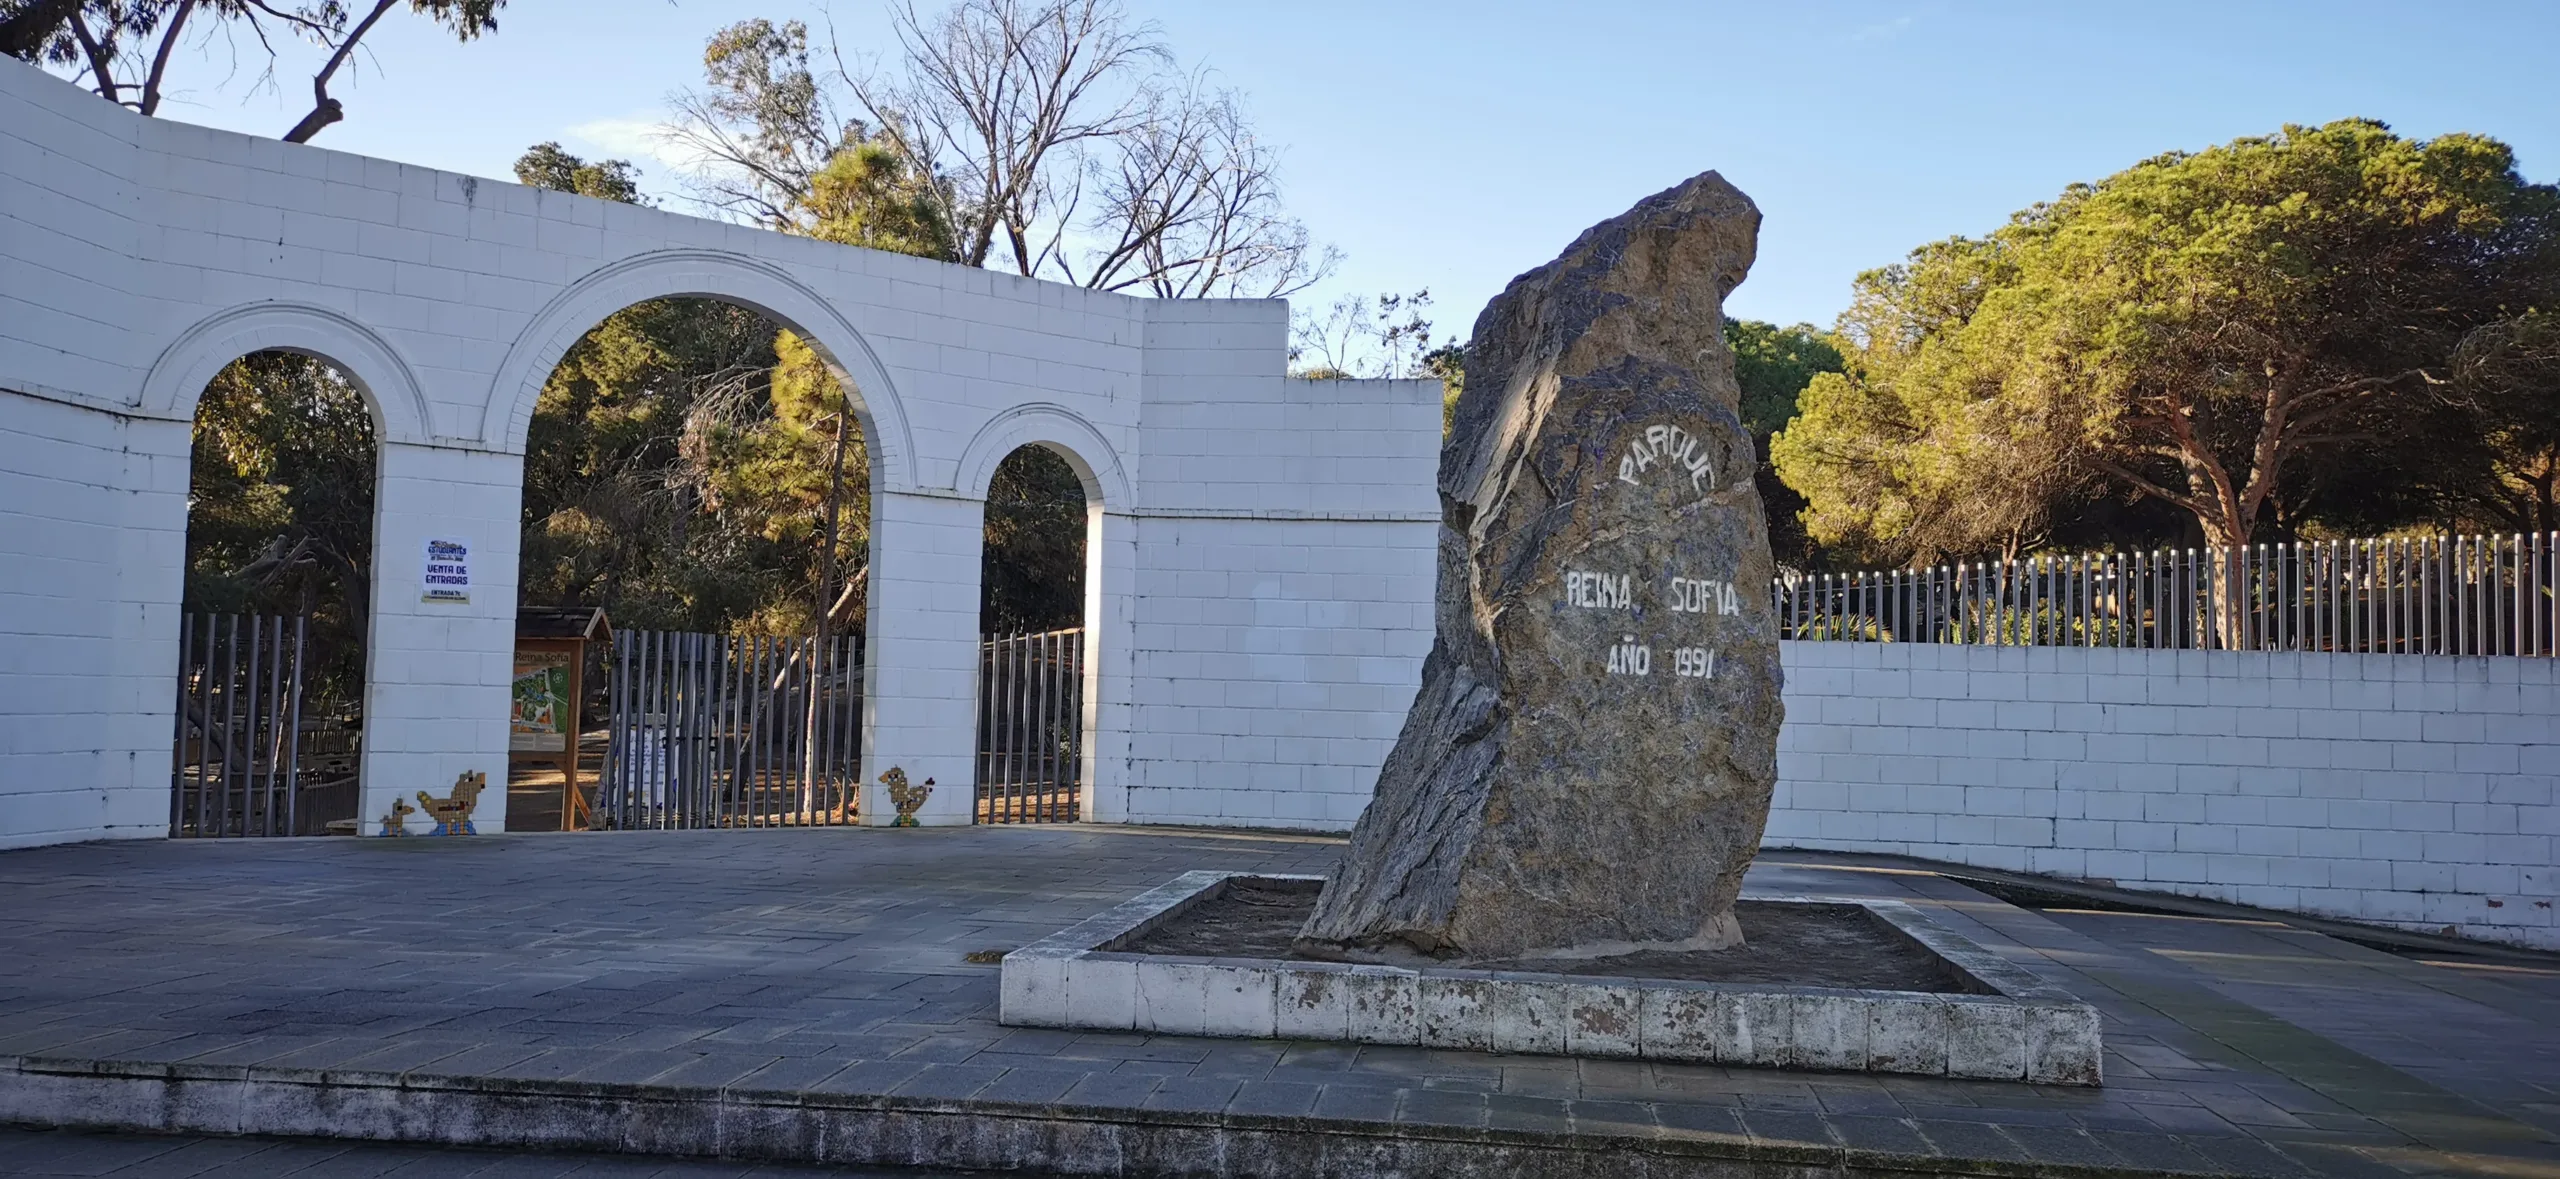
[1768,642,2560,951]
[1120,360,1443,830]
[0,391,187,849]
[0,60,1445,843]
[1123,515,1437,829]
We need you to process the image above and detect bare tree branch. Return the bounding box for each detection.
[66,10,120,100]
[140,0,199,115]
[281,0,392,141]
[32,1,500,137]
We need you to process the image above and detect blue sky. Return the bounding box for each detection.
[97,0,2560,335]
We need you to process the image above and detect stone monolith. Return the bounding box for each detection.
[1297,172,1783,962]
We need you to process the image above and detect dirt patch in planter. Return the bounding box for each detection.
[1115,877,1982,994]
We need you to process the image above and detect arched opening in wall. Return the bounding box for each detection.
[176,352,378,837]
[975,444,1093,823]
[519,297,873,832]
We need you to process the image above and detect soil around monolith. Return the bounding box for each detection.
[1130,879,1969,993]
[1296,171,1784,963]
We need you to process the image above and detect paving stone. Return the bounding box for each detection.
[1308,1081,1404,1124]
[2176,1134,2329,1177]
[733,1055,854,1093]
[1564,1098,1655,1140]
[1395,1087,1490,1131]
[885,1063,1003,1100]
[1810,1087,1907,1118]
[1481,1093,1573,1136]
[1185,1042,1286,1079]
[968,1067,1086,1106]
[1653,1100,1746,1140]
[1902,1099,2082,1128]
[1260,1065,1364,1091]
[1997,1124,2132,1170]
[1573,1058,1654,1097]
[1142,1076,1241,1113]
[406,1044,546,1079]
[801,1059,922,1096]
[1735,1091,1823,1113]
[2134,1100,2249,1136]
[2080,1128,2227,1175]
[1736,1107,1837,1149]
[1828,1117,1940,1163]
[1496,1064,1582,1099]
[1275,1041,1362,1071]
[1224,1080,1320,1119]
[1104,1056,1207,1080]
[641,1053,781,1089]
[1057,1068,1162,1109]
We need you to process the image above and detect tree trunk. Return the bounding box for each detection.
[802,412,851,815]
[2198,515,2253,651]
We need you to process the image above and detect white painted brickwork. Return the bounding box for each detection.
[1768,642,2560,951]
[1120,367,1441,830]
[0,60,1441,843]
[0,393,190,849]
[1125,515,1436,829]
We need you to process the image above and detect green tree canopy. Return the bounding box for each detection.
[511,143,868,633]
[2446,307,2560,534]
[509,140,1078,637]
[183,352,376,709]
[1775,119,2560,565]
[1723,319,1843,567]
[513,142,645,204]
[1726,319,1841,441]
[980,445,1088,633]
[801,139,956,259]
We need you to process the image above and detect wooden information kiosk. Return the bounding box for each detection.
[511,606,610,831]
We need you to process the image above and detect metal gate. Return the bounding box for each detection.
[171,613,308,837]
[599,630,865,829]
[976,628,1085,823]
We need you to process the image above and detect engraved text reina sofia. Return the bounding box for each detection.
[1565,570,1734,678]
[1565,419,1740,679]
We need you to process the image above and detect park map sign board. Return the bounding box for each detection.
[509,608,609,831]
[510,650,573,754]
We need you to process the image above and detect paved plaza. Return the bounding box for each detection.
[0,826,2555,1177]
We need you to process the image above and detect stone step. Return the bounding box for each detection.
[0,1052,2267,1178]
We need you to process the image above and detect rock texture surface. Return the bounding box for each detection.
[1298,172,1784,961]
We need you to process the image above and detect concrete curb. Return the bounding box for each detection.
[1004,874,2104,1086]
[0,1054,2218,1178]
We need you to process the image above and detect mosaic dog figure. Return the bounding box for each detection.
[417,771,487,836]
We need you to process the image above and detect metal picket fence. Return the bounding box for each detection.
[171,613,308,837]
[976,628,1085,824]
[1776,532,2558,655]
[599,630,865,828]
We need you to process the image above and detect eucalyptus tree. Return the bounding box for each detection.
[668,1,1332,298]
[3,0,503,140]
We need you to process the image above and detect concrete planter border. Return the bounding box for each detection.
[1000,872,2102,1086]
